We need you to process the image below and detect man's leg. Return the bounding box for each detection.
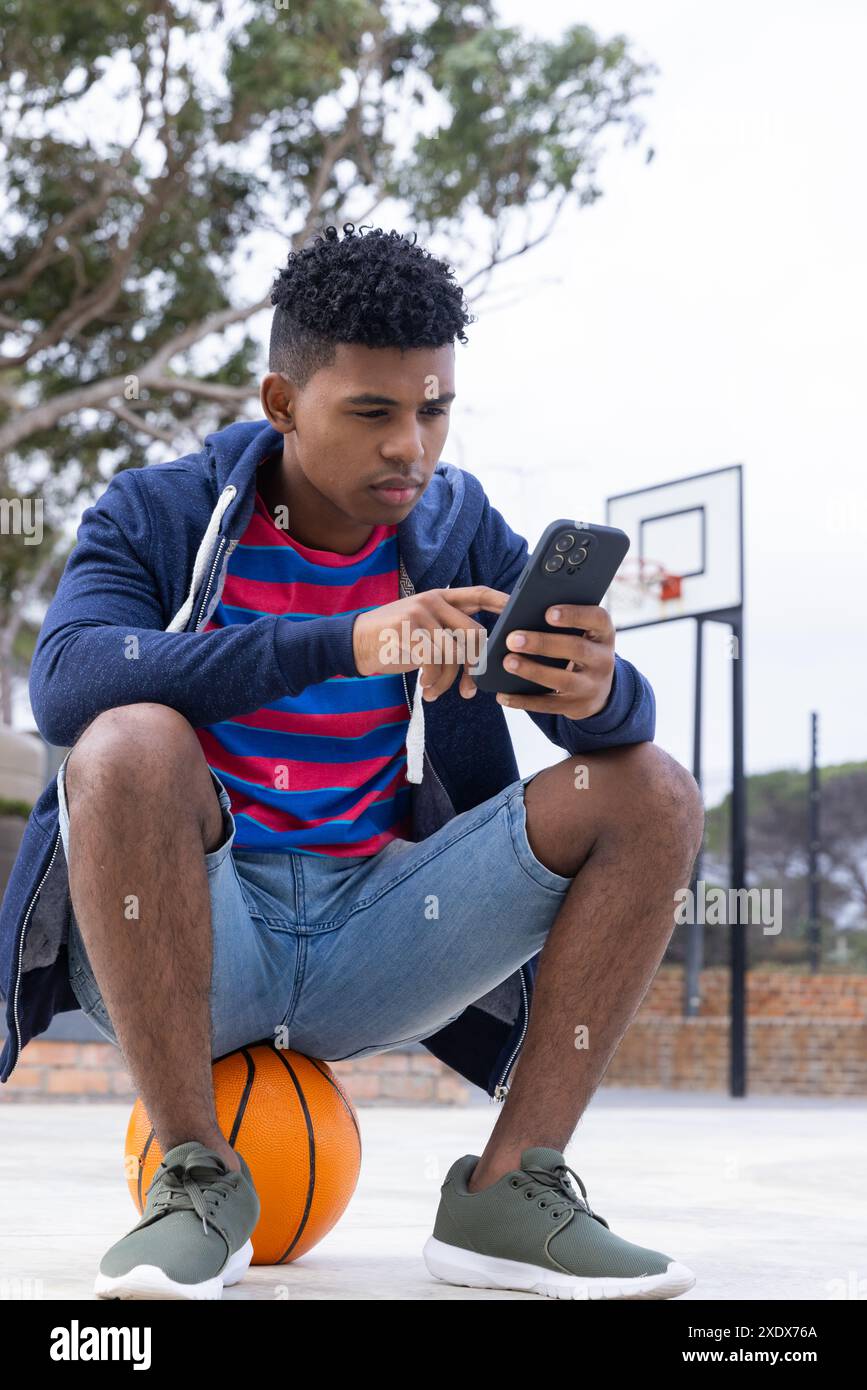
[468,742,703,1192]
[64,702,241,1173]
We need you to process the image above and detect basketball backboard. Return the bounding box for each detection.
[605,465,743,630]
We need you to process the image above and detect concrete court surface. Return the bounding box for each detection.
[1,1088,865,1302]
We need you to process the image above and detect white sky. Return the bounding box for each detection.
[15,0,867,810]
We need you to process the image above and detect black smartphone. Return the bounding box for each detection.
[469,519,630,695]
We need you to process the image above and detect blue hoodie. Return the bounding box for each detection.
[0,418,655,1093]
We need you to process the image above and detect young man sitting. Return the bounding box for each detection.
[10,223,703,1300]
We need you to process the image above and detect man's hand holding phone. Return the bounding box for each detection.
[494,603,617,718]
[350,579,617,720]
[351,585,510,699]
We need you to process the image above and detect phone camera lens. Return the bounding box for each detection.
[566,547,588,565]
[554,533,575,552]
[544,554,565,572]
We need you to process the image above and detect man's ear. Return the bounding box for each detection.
[260,371,296,432]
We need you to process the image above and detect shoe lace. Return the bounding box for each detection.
[512,1161,609,1227]
[145,1151,239,1237]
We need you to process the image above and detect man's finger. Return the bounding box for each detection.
[544,603,615,640]
[420,661,461,700]
[497,654,587,695]
[440,585,511,616]
[496,689,599,715]
[459,667,478,698]
[503,630,603,667]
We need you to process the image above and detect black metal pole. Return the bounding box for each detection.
[730,613,747,1097]
[685,618,704,1016]
[808,711,821,972]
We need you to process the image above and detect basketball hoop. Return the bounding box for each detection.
[610,558,683,613]
[606,464,742,632]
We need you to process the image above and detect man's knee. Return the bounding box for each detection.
[65,703,206,810]
[599,742,704,856]
[530,743,704,866]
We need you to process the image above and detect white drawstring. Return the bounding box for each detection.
[166,485,237,633]
[399,556,426,784]
[405,676,426,783]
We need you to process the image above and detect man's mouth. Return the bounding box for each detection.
[369,480,422,505]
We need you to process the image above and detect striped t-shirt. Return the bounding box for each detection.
[194,491,413,857]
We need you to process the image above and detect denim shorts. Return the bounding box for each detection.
[60,752,573,1064]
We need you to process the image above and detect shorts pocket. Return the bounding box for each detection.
[68,958,120,1046]
[507,784,573,893]
[204,771,237,873]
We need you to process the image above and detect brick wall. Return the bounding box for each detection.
[641,967,867,1019]
[3,968,865,1103]
[1,1039,476,1105]
[611,967,867,1096]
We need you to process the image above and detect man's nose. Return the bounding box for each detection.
[380,423,424,466]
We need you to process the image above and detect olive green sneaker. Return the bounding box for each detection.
[94,1141,260,1300]
[423,1146,696,1300]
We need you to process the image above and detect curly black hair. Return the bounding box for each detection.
[268,223,474,384]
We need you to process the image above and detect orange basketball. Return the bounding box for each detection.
[124,1041,361,1264]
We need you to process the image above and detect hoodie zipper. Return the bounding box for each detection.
[195,537,227,632]
[194,536,240,632]
[11,826,62,1072]
[492,964,530,1103]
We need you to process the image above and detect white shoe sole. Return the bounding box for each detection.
[94,1238,254,1300]
[423,1236,696,1300]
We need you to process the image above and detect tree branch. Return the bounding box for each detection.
[0,295,271,454]
[148,376,257,404]
[0,168,136,300]
[1,167,185,369]
[108,401,179,444]
[462,188,571,295]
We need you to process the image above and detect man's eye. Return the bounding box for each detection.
[353,407,448,418]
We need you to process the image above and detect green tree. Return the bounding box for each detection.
[699,763,867,969]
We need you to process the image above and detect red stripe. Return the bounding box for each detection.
[220,570,398,615]
[243,505,393,565]
[225,761,409,831]
[230,703,409,737]
[195,729,407,795]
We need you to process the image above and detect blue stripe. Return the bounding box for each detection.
[230,533,398,584]
[213,602,382,625]
[208,719,409,762]
[230,786,412,847]
[225,778,411,828]
[258,672,407,714]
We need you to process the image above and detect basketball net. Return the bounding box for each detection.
[610,558,683,612]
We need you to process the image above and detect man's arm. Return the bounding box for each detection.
[472,495,656,751]
[29,469,359,747]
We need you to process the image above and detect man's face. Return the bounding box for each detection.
[260,341,455,525]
